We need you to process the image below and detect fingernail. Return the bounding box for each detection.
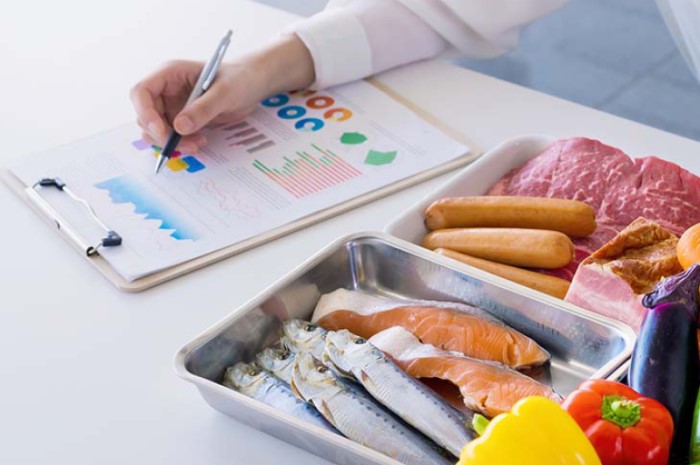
[176,116,194,134]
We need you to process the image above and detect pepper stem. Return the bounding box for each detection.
[472,414,491,436]
[601,395,641,428]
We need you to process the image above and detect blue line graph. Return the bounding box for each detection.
[95,175,199,241]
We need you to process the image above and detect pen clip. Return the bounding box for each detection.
[27,177,123,257]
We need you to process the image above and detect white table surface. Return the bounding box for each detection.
[2,1,699,463]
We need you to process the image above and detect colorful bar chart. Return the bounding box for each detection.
[253,144,362,198]
[131,139,206,173]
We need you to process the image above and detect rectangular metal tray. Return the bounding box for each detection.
[174,232,635,465]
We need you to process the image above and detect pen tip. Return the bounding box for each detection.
[154,155,166,175]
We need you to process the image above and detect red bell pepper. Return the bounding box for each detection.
[562,379,673,465]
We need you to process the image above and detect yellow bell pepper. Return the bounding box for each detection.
[458,397,601,465]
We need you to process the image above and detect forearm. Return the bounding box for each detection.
[247,34,316,95]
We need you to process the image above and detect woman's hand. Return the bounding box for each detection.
[130,34,315,154]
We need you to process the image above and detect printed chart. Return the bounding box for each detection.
[364,150,397,166]
[222,121,276,154]
[262,91,354,134]
[7,79,468,281]
[95,175,199,240]
[253,144,361,198]
[132,140,206,173]
[195,177,262,220]
[340,132,368,145]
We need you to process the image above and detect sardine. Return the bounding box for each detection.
[223,361,336,433]
[324,329,474,457]
[280,319,327,359]
[290,352,453,465]
[256,346,295,384]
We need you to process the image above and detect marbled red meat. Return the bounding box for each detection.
[488,138,700,280]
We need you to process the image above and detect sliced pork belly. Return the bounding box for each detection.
[565,217,683,331]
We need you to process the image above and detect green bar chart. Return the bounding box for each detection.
[253,145,361,198]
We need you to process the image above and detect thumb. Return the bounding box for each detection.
[174,85,229,135]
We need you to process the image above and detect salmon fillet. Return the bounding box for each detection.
[370,327,561,418]
[316,305,549,369]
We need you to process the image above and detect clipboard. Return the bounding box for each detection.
[2,79,482,292]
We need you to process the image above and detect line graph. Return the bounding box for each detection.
[195,177,262,220]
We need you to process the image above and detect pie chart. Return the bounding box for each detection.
[306,96,335,109]
[262,94,290,107]
[323,108,353,122]
[294,118,325,132]
[278,106,307,119]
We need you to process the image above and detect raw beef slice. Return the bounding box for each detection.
[488,138,700,280]
[565,218,682,331]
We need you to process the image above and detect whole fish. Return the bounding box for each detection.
[291,352,453,465]
[324,329,474,457]
[223,361,336,433]
[280,319,328,359]
[280,319,353,380]
[256,346,295,384]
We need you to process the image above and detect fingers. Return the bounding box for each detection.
[132,60,236,150]
[140,131,206,154]
[131,81,171,143]
[131,60,203,143]
[174,80,231,135]
[178,134,207,153]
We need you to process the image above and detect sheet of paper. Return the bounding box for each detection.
[9,80,469,281]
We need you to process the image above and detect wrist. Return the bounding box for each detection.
[251,34,315,95]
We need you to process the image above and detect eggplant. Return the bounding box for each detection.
[629,264,700,463]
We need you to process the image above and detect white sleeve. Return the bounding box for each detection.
[288,0,569,89]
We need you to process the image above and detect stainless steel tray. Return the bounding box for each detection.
[174,232,635,465]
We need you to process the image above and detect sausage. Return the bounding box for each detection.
[422,228,574,269]
[434,248,571,298]
[424,196,596,237]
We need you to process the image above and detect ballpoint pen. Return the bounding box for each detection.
[154,29,233,175]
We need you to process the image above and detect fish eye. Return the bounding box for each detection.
[354,338,366,344]
[278,349,290,360]
[304,324,314,332]
[316,365,327,373]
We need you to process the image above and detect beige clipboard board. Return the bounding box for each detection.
[2,79,482,292]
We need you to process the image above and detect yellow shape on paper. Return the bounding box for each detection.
[167,158,189,172]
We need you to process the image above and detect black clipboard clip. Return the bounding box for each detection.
[26,177,122,257]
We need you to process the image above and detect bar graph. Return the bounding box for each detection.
[253,144,362,198]
[223,121,276,154]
